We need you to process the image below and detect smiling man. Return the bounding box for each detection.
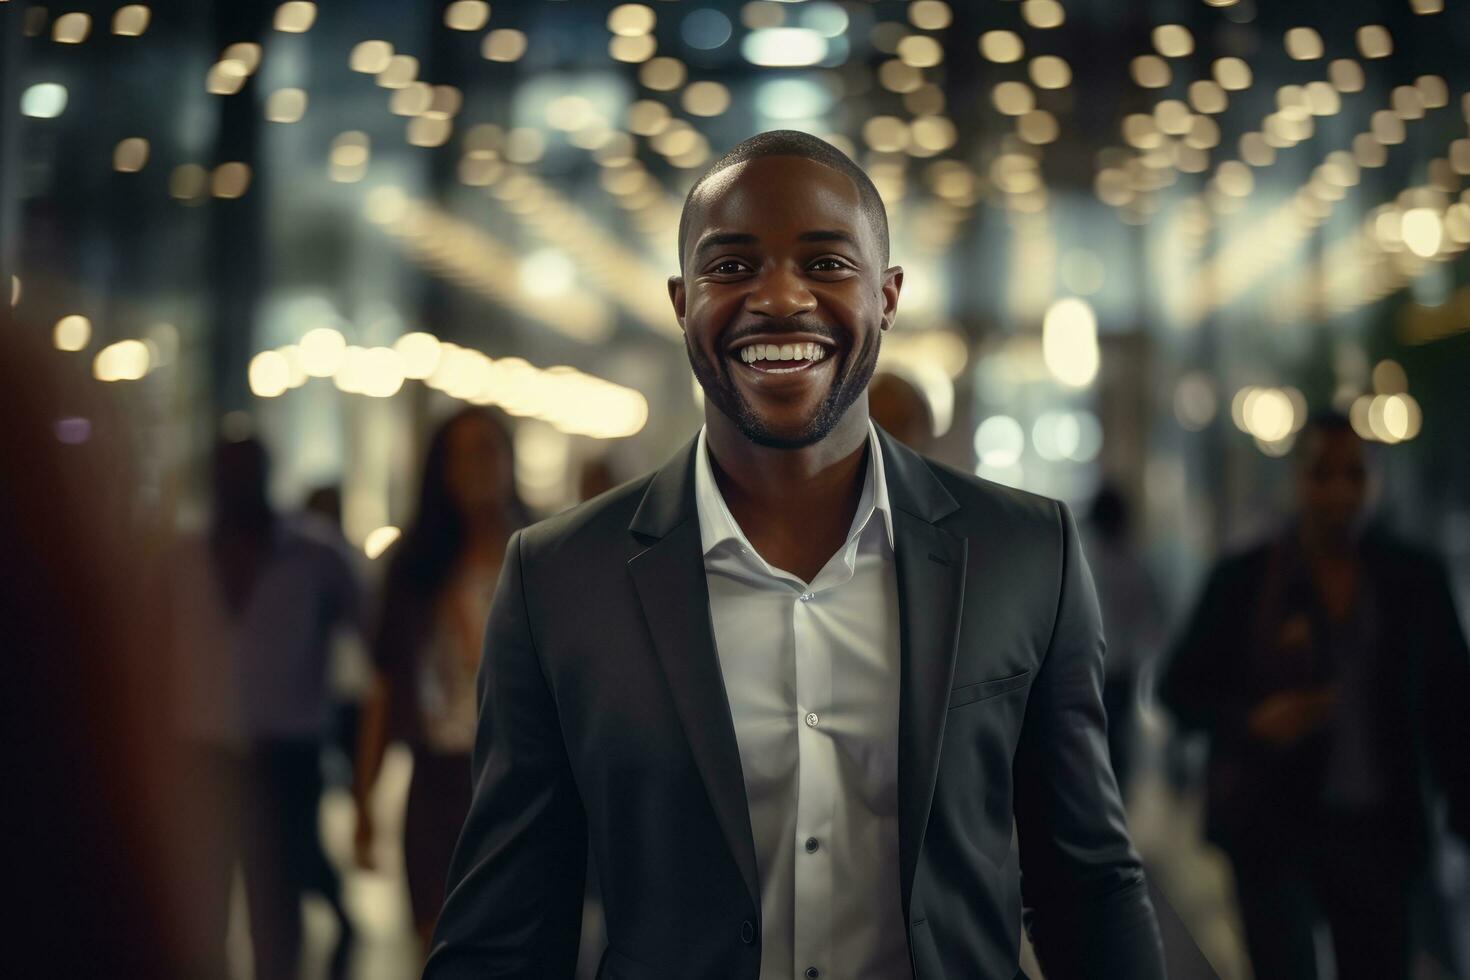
[424,131,1165,980]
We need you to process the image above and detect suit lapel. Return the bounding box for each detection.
[879,430,968,922]
[627,441,762,914]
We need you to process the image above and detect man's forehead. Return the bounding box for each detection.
[686,155,872,253]
[695,154,862,215]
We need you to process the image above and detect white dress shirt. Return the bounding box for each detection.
[694,422,911,980]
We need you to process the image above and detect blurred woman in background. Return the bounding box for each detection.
[353,407,528,952]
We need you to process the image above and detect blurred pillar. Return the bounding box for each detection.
[206,1,270,416]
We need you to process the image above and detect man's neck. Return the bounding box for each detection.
[704,404,872,583]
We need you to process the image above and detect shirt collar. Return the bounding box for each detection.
[694,420,895,559]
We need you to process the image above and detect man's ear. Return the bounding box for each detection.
[668,275,686,333]
[880,266,904,331]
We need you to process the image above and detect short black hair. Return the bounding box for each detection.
[677,129,890,271]
[1293,410,1360,462]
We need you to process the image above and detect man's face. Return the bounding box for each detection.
[669,155,902,449]
[1297,428,1368,536]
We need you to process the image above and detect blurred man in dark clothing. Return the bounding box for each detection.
[1160,413,1470,980]
[1085,485,1164,804]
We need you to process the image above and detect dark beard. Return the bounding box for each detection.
[686,328,881,449]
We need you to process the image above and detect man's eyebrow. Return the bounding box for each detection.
[692,232,758,259]
[797,229,860,247]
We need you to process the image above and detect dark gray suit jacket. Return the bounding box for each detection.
[425,429,1165,979]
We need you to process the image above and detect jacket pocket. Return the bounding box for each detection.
[948,670,1031,709]
[597,946,656,980]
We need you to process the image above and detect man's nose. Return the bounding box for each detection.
[745,264,817,319]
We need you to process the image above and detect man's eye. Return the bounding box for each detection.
[711,260,747,275]
[810,258,848,272]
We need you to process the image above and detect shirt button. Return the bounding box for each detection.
[806,969,820,979]
[805,837,819,853]
[798,592,814,601]
[804,711,819,728]
[740,920,755,944]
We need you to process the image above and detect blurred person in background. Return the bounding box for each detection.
[1085,483,1165,804]
[1160,412,1470,979]
[353,406,528,952]
[3,320,201,978]
[169,436,360,979]
[303,483,374,789]
[868,370,934,454]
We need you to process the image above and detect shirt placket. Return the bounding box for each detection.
[792,575,836,980]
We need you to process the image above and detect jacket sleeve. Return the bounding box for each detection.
[1157,561,1243,737]
[1013,502,1165,980]
[423,529,588,979]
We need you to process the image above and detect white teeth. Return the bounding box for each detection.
[735,342,829,365]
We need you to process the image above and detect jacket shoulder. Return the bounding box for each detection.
[921,456,1062,536]
[517,473,653,562]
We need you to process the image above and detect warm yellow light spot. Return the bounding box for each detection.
[407,116,452,147]
[393,332,442,379]
[908,1,952,30]
[1415,75,1448,109]
[910,115,956,153]
[211,162,252,199]
[979,30,1023,64]
[1410,0,1443,14]
[1154,99,1191,135]
[627,100,670,135]
[93,340,151,382]
[427,86,462,119]
[1284,27,1323,60]
[1355,25,1391,58]
[1371,110,1405,145]
[1216,160,1253,197]
[1185,115,1220,150]
[274,1,316,33]
[112,5,150,36]
[350,40,393,73]
[609,33,656,62]
[1029,55,1070,90]
[265,88,307,122]
[376,54,419,88]
[52,12,90,43]
[54,315,91,351]
[364,526,402,560]
[391,82,431,116]
[249,350,291,398]
[639,56,685,91]
[1328,59,1364,93]
[299,327,347,377]
[1213,57,1251,91]
[862,116,910,153]
[113,137,149,172]
[1189,80,1227,114]
[481,28,527,62]
[444,0,489,31]
[1402,208,1443,257]
[607,3,655,36]
[897,34,943,68]
[1392,85,1425,120]
[1240,132,1274,167]
[222,42,262,74]
[1018,109,1058,145]
[1129,54,1169,89]
[682,80,730,117]
[1152,24,1193,58]
[1305,81,1340,116]
[1021,0,1064,30]
[992,81,1034,117]
[169,164,208,203]
[206,62,247,96]
[1122,114,1161,149]
[1042,299,1100,388]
